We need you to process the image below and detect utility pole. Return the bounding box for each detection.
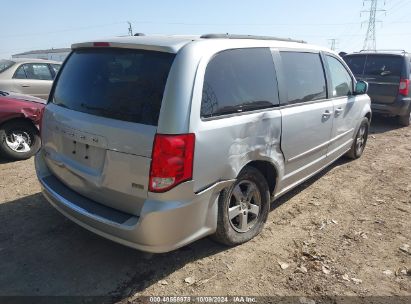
[328,39,338,51]
[362,0,385,51]
[127,21,133,36]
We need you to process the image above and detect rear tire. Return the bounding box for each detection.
[346,117,369,159]
[0,120,40,160]
[211,166,270,246]
[398,109,411,127]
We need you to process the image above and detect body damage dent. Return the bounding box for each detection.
[194,110,284,196]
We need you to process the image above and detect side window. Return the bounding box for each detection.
[201,48,279,118]
[13,65,27,79]
[280,52,327,104]
[29,63,53,80]
[325,55,353,97]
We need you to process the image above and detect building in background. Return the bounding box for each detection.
[12,48,70,62]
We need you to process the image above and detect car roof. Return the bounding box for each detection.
[345,51,409,57]
[71,34,336,55]
[10,58,61,64]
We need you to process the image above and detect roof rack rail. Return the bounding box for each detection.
[200,33,306,44]
[358,49,408,54]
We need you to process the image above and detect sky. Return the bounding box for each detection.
[1,0,411,59]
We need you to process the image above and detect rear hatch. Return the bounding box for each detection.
[42,47,175,215]
[344,54,405,104]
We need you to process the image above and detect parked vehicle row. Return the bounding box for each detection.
[35,34,371,252]
[0,58,61,100]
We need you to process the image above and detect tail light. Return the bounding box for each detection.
[149,133,195,192]
[399,79,409,96]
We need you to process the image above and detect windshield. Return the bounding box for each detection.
[52,48,175,126]
[0,60,15,73]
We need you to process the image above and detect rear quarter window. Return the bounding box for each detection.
[0,60,15,73]
[200,48,279,118]
[52,48,175,126]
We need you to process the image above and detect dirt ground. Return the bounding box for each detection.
[0,116,410,302]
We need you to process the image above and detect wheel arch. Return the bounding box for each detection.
[243,160,278,199]
[365,111,372,122]
[0,116,39,133]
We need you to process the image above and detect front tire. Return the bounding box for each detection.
[346,117,369,159]
[0,120,41,160]
[211,166,270,246]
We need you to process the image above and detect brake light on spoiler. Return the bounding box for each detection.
[93,42,111,47]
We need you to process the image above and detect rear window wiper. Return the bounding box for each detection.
[80,103,132,117]
[380,71,392,76]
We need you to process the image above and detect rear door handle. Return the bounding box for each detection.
[335,107,344,115]
[21,84,30,88]
[322,110,332,118]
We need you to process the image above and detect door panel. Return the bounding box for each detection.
[276,51,333,191]
[324,55,357,156]
[13,79,52,99]
[280,100,334,188]
[12,63,53,99]
[328,97,356,156]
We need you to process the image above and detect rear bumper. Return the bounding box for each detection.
[371,97,411,116]
[35,151,233,253]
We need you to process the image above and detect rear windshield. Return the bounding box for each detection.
[0,60,15,73]
[363,55,403,77]
[344,55,366,75]
[52,48,175,126]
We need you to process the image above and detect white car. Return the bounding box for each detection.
[0,58,61,100]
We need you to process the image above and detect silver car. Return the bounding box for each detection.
[0,58,61,100]
[35,34,371,253]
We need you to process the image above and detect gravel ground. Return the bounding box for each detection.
[0,116,410,303]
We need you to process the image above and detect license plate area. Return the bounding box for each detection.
[60,137,106,171]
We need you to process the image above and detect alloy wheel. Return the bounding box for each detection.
[355,124,367,155]
[5,131,32,153]
[228,180,261,233]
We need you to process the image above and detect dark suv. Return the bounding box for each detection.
[344,51,411,126]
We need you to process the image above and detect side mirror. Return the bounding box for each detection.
[354,80,368,95]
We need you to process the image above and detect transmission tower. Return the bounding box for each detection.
[328,39,338,51]
[362,0,385,50]
[127,21,133,36]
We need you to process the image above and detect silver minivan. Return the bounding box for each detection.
[35,34,371,253]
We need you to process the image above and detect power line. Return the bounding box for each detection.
[362,0,386,50]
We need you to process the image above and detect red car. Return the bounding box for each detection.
[0,91,45,160]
